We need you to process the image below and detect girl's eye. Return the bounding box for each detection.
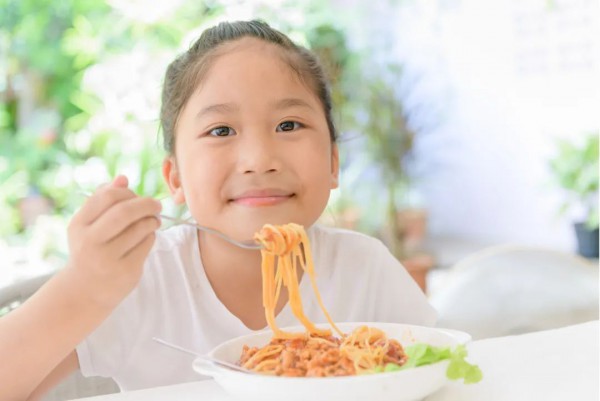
[276,121,302,132]
[208,126,235,137]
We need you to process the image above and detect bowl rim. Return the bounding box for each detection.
[209,322,468,353]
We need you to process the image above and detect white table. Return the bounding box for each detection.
[73,321,599,401]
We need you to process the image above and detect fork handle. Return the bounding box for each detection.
[158,215,262,250]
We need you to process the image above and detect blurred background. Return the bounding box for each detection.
[3,0,597,280]
[0,0,598,398]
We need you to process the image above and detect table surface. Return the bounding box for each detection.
[72,320,599,401]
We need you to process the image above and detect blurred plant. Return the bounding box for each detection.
[359,67,418,259]
[0,165,27,236]
[305,21,422,258]
[0,0,220,241]
[305,23,361,134]
[549,133,599,229]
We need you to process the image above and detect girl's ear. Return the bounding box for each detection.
[331,144,340,189]
[162,156,186,204]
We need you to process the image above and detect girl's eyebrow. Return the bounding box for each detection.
[195,98,314,120]
[274,98,315,111]
[196,103,238,119]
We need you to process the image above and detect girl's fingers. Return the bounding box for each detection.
[112,175,129,188]
[105,216,161,258]
[121,231,157,264]
[75,186,136,226]
[89,197,162,243]
[96,175,128,191]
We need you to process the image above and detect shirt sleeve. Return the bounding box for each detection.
[372,241,438,327]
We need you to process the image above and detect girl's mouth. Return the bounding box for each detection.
[230,189,295,207]
[232,195,294,207]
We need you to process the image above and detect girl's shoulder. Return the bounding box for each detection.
[309,225,420,285]
[309,224,389,258]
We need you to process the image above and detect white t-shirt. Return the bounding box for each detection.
[76,224,437,390]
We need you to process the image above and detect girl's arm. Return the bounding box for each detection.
[0,176,161,400]
[27,351,79,401]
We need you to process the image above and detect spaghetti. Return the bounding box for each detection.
[237,223,409,377]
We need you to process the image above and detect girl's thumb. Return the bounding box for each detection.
[112,175,129,188]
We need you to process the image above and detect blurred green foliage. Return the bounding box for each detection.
[0,0,223,239]
[549,133,599,229]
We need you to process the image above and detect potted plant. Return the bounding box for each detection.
[549,133,599,258]
[359,70,433,291]
[307,25,433,291]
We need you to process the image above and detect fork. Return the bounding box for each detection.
[159,215,262,250]
[152,337,254,374]
[79,191,262,250]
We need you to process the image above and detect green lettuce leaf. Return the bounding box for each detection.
[369,344,483,384]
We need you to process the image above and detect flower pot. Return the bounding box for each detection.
[18,191,53,228]
[396,208,427,254]
[573,222,599,258]
[401,253,434,293]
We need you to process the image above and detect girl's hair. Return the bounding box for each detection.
[160,20,337,154]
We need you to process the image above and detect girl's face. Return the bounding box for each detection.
[163,38,339,241]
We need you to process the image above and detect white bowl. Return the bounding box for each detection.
[193,322,470,401]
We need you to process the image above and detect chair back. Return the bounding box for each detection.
[430,244,599,339]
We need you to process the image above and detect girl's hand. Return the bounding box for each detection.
[66,175,162,305]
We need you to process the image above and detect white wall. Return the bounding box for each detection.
[335,0,598,251]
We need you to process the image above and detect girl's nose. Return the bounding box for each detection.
[238,133,282,174]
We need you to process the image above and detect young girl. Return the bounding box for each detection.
[0,20,436,399]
